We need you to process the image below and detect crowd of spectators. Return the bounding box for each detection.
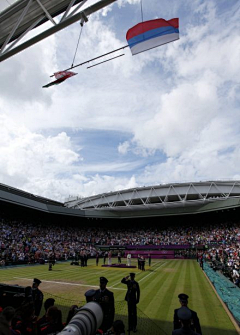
[0,216,239,284]
[204,244,240,285]
[0,218,239,255]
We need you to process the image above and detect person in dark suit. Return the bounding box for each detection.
[137,255,141,270]
[140,256,145,271]
[173,294,202,335]
[121,273,140,333]
[117,252,122,264]
[94,277,115,332]
[83,251,88,267]
[96,252,99,266]
[172,307,201,335]
[103,252,108,265]
[148,253,151,267]
[32,278,44,317]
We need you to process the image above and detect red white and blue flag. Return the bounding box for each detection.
[126,18,179,55]
[42,70,77,88]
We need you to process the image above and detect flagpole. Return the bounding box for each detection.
[50,45,128,77]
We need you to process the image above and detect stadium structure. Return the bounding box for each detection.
[0,180,240,221]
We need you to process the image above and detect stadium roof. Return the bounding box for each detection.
[0,0,116,62]
[0,180,240,219]
[64,180,240,218]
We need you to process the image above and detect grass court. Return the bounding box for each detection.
[0,258,238,335]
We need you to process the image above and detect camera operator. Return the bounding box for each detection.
[94,277,115,332]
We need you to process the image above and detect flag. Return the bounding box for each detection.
[54,71,76,80]
[43,71,77,88]
[126,18,179,55]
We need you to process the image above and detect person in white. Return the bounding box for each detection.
[127,253,131,266]
[232,268,239,283]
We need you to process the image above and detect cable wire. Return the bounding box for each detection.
[140,0,144,23]
[71,25,83,68]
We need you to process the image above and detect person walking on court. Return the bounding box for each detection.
[121,273,140,333]
[173,294,202,335]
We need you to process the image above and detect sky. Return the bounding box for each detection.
[0,0,240,202]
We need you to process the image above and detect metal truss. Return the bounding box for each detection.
[0,0,117,62]
[65,180,240,211]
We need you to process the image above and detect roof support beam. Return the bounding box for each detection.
[0,0,33,55]
[65,0,89,19]
[35,0,57,25]
[60,0,78,22]
[0,0,117,62]
[2,16,45,55]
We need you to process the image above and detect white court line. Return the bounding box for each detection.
[138,262,166,283]
[13,277,126,291]
[109,260,164,288]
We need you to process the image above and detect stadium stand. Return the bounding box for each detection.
[0,183,239,334]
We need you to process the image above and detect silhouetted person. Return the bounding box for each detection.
[85,289,96,303]
[37,298,55,330]
[96,252,99,266]
[40,306,63,335]
[172,307,201,335]
[173,294,202,335]
[148,253,151,267]
[111,320,125,335]
[121,273,140,333]
[32,278,43,317]
[118,252,122,264]
[94,277,115,332]
[1,307,15,335]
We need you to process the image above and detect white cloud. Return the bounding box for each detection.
[118,141,130,154]
[0,115,80,193]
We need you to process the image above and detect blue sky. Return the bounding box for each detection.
[0,0,240,201]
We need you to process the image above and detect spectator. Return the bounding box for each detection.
[111,320,125,335]
[37,298,55,329]
[40,306,63,335]
[1,307,15,335]
[12,301,36,335]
